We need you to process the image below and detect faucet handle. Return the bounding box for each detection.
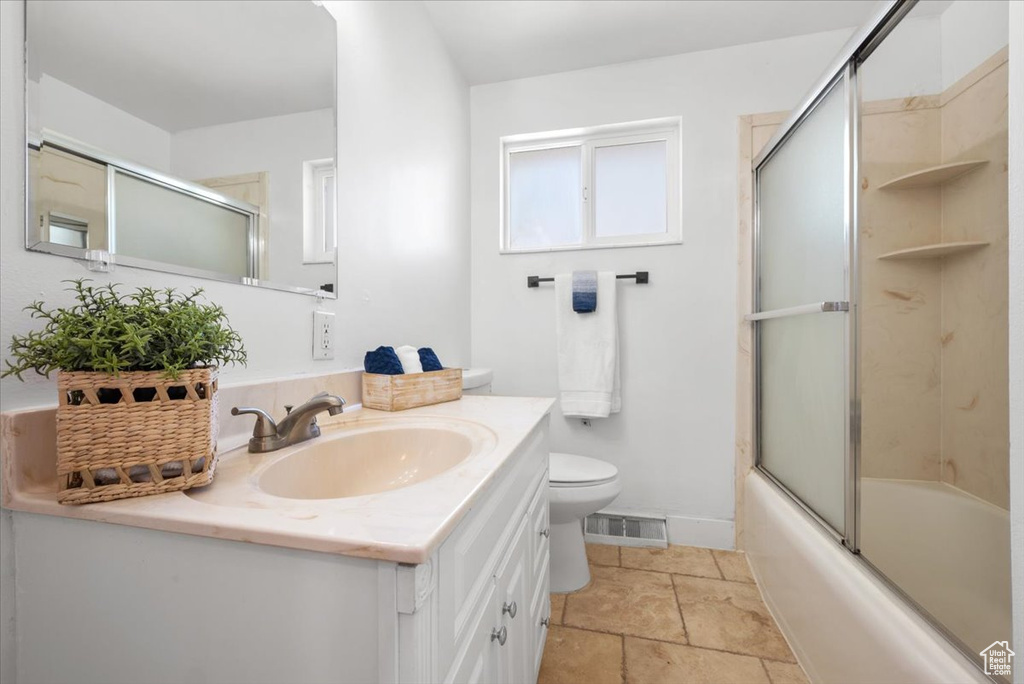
[231,407,278,438]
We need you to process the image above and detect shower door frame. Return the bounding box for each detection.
[749,0,918,551]
[750,64,858,547]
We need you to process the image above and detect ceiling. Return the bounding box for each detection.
[422,0,954,86]
[28,0,336,133]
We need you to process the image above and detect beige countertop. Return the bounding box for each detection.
[1,395,554,564]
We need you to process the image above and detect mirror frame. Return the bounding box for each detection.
[22,0,339,299]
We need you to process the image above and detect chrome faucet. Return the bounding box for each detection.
[232,392,346,453]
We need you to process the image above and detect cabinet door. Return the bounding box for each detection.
[445,579,500,684]
[526,473,551,678]
[496,517,532,684]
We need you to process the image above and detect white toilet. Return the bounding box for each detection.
[461,371,621,592]
[461,368,493,395]
[549,452,621,593]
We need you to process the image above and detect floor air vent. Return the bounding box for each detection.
[584,513,668,548]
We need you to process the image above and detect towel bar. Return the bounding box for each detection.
[527,271,649,288]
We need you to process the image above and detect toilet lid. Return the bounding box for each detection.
[549,452,618,486]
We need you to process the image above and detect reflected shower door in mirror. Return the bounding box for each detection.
[856,0,1010,667]
[25,0,338,297]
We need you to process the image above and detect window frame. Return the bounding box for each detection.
[302,158,337,264]
[499,117,682,254]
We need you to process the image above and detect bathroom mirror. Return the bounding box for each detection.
[24,0,338,297]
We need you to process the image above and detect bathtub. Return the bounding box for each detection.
[744,471,988,684]
[860,478,1012,658]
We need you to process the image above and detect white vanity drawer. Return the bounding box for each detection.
[437,424,548,674]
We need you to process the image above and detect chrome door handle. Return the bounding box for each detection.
[540,528,550,538]
[541,617,550,628]
[503,600,518,619]
[491,625,507,645]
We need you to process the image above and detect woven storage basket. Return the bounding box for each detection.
[362,368,462,411]
[56,367,219,505]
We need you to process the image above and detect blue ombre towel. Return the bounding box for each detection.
[572,270,598,313]
[364,346,405,375]
[418,347,444,372]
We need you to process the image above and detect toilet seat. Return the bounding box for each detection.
[549,452,618,488]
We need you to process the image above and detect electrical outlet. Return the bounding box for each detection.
[312,311,334,360]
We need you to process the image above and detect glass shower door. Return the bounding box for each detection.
[753,70,853,538]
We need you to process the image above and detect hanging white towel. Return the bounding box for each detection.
[395,345,423,374]
[555,271,621,418]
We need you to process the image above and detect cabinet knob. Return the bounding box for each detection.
[491,625,507,646]
[541,617,550,628]
[540,528,550,538]
[502,600,518,619]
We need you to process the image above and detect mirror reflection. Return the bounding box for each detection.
[26,0,338,296]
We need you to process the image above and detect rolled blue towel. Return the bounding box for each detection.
[418,347,443,372]
[364,346,404,375]
[572,270,597,313]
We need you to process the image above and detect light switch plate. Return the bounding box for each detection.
[313,311,334,360]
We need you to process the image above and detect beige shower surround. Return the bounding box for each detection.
[736,47,1010,546]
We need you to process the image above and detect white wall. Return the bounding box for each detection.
[470,28,854,547]
[941,0,1011,89]
[859,16,942,101]
[327,0,471,369]
[28,74,172,172]
[1007,2,1023,680]
[170,109,337,291]
[1,3,469,678]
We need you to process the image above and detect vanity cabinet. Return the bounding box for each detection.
[417,424,551,684]
[445,481,547,684]
[7,412,551,684]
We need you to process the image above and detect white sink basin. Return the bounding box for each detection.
[258,427,473,499]
[185,416,497,506]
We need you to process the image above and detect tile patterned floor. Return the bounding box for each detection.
[538,544,809,684]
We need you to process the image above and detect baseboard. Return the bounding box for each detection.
[665,515,735,550]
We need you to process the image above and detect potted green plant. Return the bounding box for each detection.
[3,280,246,504]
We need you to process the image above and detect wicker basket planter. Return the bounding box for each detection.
[56,367,219,505]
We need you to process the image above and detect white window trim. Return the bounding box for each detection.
[499,117,682,254]
[303,158,337,264]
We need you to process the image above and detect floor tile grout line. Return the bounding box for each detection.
[710,549,726,580]
[620,634,626,684]
[669,573,690,644]
[760,657,775,684]
[588,560,755,585]
[554,622,798,666]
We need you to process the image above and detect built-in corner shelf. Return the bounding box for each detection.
[877,160,988,191]
[876,241,989,261]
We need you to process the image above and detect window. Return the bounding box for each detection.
[500,118,681,252]
[303,158,337,264]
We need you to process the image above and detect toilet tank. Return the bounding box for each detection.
[462,368,493,395]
